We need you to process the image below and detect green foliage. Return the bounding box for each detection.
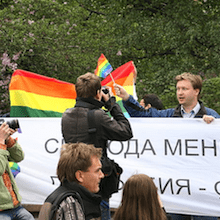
[201,77,220,114]
[0,0,220,114]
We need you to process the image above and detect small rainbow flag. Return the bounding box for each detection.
[9,69,76,117]
[95,54,113,78]
[9,162,20,178]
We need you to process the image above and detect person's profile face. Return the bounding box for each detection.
[140,99,145,107]
[80,155,104,193]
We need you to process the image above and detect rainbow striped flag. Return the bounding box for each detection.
[9,69,76,117]
[102,61,135,118]
[9,62,135,118]
[9,162,20,178]
[95,54,113,78]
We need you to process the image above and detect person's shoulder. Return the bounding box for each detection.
[204,107,220,118]
[57,195,85,219]
[63,107,75,113]
[59,195,83,210]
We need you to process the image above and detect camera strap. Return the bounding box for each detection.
[87,109,100,148]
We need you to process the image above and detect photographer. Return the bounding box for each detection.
[62,72,133,220]
[0,122,34,220]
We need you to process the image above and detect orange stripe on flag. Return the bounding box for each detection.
[10,70,76,99]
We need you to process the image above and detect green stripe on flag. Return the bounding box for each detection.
[10,106,62,117]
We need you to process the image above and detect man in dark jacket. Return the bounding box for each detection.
[61,72,133,220]
[39,142,104,220]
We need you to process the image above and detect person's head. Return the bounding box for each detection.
[75,72,102,99]
[114,174,166,220]
[57,142,104,193]
[140,94,164,110]
[175,72,202,108]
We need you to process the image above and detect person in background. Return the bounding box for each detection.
[139,94,164,110]
[39,142,104,220]
[113,174,171,220]
[114,72,219,220]
[0,122,34,220]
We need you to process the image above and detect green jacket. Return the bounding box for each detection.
[0,140,24,210]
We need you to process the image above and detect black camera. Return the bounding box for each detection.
[102,88,109,94]
[0,119,20,130]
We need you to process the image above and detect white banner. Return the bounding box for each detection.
[8,118,220,216]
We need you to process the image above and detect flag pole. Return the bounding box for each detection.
[110,73,115,84]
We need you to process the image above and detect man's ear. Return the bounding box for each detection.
[95,89,101,100]
[195,88,200,97]
[145,103,152,110]
[75,170,84,183]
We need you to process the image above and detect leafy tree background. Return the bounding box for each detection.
[0,0,220,115]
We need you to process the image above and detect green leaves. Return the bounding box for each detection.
[0,0,220,115]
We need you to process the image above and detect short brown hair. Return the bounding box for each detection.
[75,72,101,98]
[57,142,102,183]
[175,72,202,99]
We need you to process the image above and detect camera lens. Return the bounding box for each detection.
[102,88,109,94]
[7,120,20,130]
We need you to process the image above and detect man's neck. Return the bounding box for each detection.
[182,102,198,113]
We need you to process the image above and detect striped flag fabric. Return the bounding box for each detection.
[94,54,113,78]
[9,69,76,117]
[9,62,135,118]
[101,61,135,118]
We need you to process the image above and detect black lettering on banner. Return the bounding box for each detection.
[214,181,220,195]
[45,138,59,154]
[158,178,190,195]
[141,139,156,155]
[202,139,217,156]
[159,178,174,194]
[164,139,182,155]
[176,179,191,195]
[185,139,199,156]
[50,176,58,185]
[108,141,124,155]
[124,139,139,158]
[118,179,124,191]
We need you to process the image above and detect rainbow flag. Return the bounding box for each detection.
[9,69,76,117]
[95,54,113,78]
[102,61,135,118]
[9,62,135,118]
[9,162,20,178]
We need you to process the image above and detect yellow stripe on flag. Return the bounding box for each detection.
[10,90,76,113]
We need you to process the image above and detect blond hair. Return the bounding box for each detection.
[175,72,202,99]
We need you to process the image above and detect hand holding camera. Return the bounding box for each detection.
[0,123,11,144]
[101,86,113,102]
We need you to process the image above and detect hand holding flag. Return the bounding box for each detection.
[114,84,130,101]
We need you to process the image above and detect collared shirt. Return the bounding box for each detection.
[181,102,200,118]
